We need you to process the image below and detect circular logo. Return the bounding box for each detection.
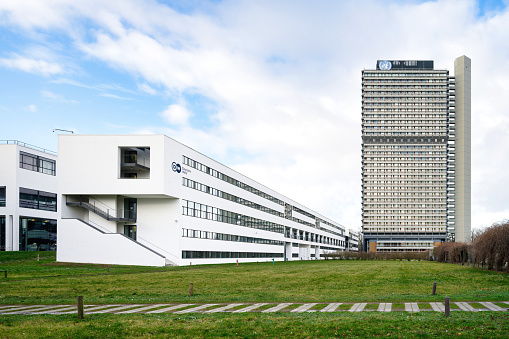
[172,162,181,173]
[379,60,392,70]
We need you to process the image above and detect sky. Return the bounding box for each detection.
[0,0,508,233]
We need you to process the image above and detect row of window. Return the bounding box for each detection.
[182,251,284,259]
[366,163,446,168]
[182,228,284,246]
[182,178,284,218]
[19,188,57,212]
[363,79,447,83]
[182,156,284,206]
[182,199,284,234]
[364,169,447,173]
[184,178,345,238]
[366,192,445,196]
[364,85,447,89]
[364,198,447,202]
[19,151,56,176]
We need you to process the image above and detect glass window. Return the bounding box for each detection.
[19,217,57,251]
[19,152,56,176]
[19,187,57,212]
[0,187,5,207]
[0,216,5,251]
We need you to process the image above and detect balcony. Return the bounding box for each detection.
[120,147,150,179]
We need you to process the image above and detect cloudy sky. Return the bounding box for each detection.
[1,0,508,232]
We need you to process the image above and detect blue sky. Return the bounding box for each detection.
[1,0,508,231]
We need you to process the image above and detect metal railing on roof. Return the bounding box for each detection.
[0,140,57,156]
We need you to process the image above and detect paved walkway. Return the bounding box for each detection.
[0,301,507,315]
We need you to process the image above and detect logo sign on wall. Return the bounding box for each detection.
[172,162,181,173]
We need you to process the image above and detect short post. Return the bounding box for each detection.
[3,270,6,278]
[444,297,450,317]
[77,296,84,319]
[272,258,275,265]
[37,254,40,262]
[107,266,109,272]
[432,281,437,295]
[236,259,238,267]
[189,283,193,296]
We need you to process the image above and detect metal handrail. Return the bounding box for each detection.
[0,140,57,156]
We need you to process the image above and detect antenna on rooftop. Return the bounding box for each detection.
[53,129,74,134]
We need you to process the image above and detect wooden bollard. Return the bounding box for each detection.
[432,281,437,295]
[3,270,6,278]
[236,259,238,267]
[37,254,40,262]
[189,283,193,296]
[77,296,84,319]
[107,266,109,272]
[445,297,450,317]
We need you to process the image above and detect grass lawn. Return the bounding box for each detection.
[1,252,508,305]
[1,312,508,338]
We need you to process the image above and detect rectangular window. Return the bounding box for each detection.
[0,187,5,207]
[19,217,57,251]
[19,151,56,176]
[0,216,5,251]
[19,188,57,212]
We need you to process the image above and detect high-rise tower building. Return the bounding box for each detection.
[361,56,471,252]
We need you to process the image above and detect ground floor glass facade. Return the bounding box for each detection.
[0,216,5,251]
[19,217,57,251]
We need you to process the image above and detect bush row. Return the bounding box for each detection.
[323,251,428,261]
[433,220,509,272]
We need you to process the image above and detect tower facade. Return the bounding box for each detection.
[361,57,471,252]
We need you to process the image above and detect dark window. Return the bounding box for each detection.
[19,151,56,176]
[19,188,57,212]
[0,216,5,251]
[0,187,5,207]
[19,217,57,251]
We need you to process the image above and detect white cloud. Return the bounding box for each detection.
[42,90,79,104]
[99,93,133,100]
[1,0,509,230]
[160,104,192,126]
[0,56,63,76]
[27,104,37,112]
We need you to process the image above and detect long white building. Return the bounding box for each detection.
[0,141,58,252]
[57,134,349,266]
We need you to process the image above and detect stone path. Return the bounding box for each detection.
[0,301,507,315]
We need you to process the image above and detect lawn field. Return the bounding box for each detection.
[1,252,508,305]
[1,312,509,338]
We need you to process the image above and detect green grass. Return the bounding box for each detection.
[0,313,508,338]
[1,252,508,305]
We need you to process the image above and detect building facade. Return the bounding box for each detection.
[361,57,471,252]
[57,134,349,266]
[0,141,58,252]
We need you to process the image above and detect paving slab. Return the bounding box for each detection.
[232,303,268,313]
[117,304,168,314]
[174,304,218,314]
[430,302,445,312]
[405,303,419,313]
[349,303,366,313]
[291,303,317,313]
[456,302,476,312]
[480,302,505,311]
[378,303,392,312]
[205,304,243,313]
[262,303,292,313]
[146,304,191,314]
[320,303,342,312]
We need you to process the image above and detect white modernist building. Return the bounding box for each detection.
[57,134,349,266]
[0,141,58,252]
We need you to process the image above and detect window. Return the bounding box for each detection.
[19,152,56,176]
[0,216,5,251]
[19,188,57,212]
[0,187,5,207]
[19,217,57,251]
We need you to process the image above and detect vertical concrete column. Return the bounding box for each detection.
[454,56,471,243]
